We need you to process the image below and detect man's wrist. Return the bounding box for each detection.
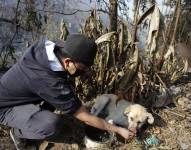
[105,122,119,133]
[113,126,120,134]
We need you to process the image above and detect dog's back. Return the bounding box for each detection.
[91,94,130,127]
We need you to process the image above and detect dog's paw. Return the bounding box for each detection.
[146,113,154,124]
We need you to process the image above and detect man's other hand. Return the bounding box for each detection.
[73,106,136,140]
[117,127,136,139]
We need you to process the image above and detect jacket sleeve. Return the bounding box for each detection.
[33,77,82,115]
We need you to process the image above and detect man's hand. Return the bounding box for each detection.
[117,127,136,139]
[73,106,136,140]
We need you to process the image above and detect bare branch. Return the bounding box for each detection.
[0,18,15,24]
[15,0,21,33]
[35,8,108,15]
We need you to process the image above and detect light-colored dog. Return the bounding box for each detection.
[91,94,154,130]
[124,104,154,129]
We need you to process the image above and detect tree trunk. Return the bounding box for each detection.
[109,0,118,32]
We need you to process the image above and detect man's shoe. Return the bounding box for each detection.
[10,129,27,150]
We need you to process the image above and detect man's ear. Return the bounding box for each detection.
[123,106,131,116]
[146,113,154,124]
[63,58,71,68]
[63,58,76,74]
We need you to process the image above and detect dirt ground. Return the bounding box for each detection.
[0,77,191,150]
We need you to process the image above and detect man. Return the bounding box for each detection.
[0,34,136,149]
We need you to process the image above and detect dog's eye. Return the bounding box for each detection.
[130,117,134,121]
[137,121,141,124]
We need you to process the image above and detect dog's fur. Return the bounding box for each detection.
[91,94,154,129]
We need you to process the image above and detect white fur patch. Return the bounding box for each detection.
[124,104,154,129]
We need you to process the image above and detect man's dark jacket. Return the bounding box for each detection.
[0,39,81,114]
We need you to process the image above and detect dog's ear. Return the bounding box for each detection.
[124,106,131,116]
[146,113,154,124]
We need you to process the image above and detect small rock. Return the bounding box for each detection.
[187,83,191,87]
[185,120,191,128]
[186,93,191,98]
[177,137,191,150]
[177,97,191,109]
[186,104,191,111]
[169,120,176,125]
[153,127,161,134]
[170,86,182,95]
[169,127,176,133]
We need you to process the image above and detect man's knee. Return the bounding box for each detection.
[32,111,63,139]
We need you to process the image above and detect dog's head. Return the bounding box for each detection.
[124,104,154,129]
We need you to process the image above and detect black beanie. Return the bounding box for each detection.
[55,34,97,66]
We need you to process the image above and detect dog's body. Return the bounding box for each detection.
[91,94,154,129]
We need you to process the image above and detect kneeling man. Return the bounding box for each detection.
[0,34,136,150]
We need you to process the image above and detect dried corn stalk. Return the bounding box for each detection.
[60,19,69,40]
[75,3,186,107]
[146,6,160,56]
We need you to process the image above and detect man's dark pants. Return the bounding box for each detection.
[0,104,70,140]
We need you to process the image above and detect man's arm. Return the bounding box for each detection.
[73,106,136,139]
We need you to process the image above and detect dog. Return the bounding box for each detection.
[91,94,154,130]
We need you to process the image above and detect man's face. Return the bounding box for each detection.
[63,58,91,78]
